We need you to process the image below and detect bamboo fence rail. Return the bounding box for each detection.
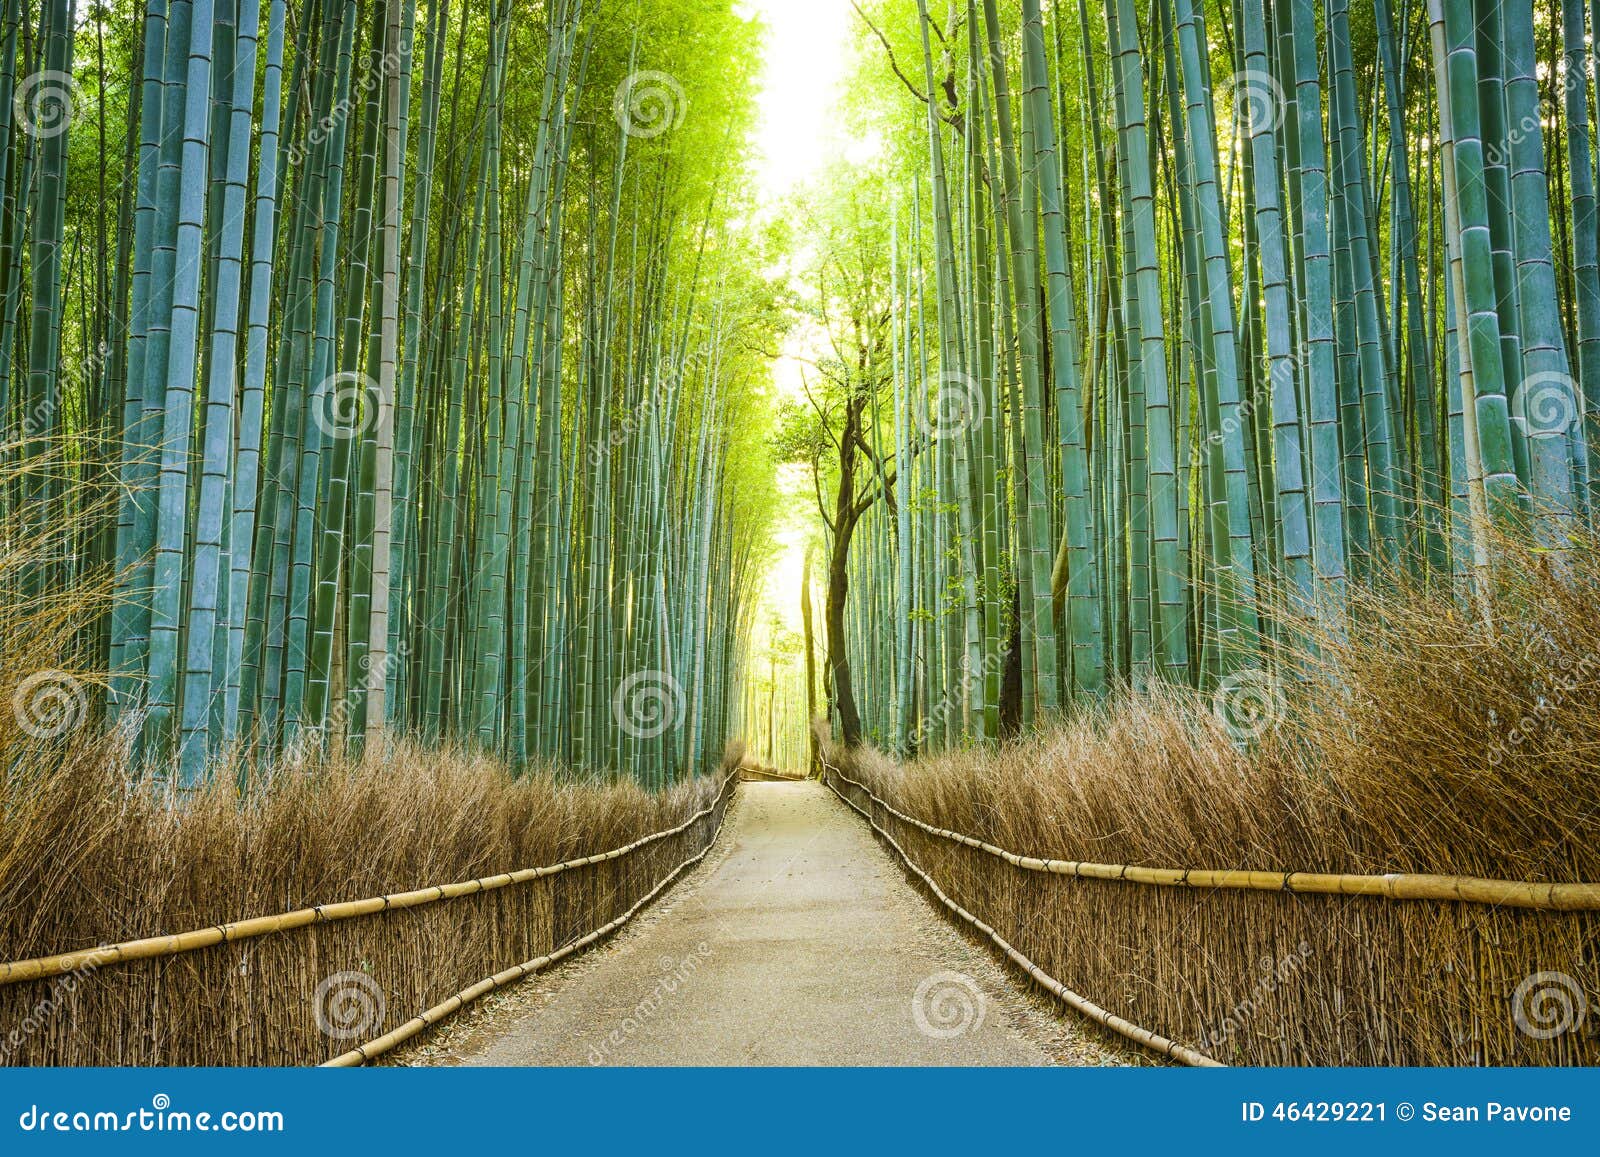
[0,771,738,1065]
[323,817,726,1065]
[823,759,1600,1066]
[0,772,738,990]
[824,766,1600,911]
[824,764,1221,1066]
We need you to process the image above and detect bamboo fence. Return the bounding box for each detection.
[0,772,737,1065]
[825,764,1220,1066]
[824,760,1600,1066]
[323,818,725,1066]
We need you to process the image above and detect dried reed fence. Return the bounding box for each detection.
[824,761,1220,1066]
[828,732,1599,1067]
[0,740,739,1066]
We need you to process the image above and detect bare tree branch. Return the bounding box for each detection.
[850,1,929,106]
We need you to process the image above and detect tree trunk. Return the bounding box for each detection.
[826,396,867,748]
[825,538,863,747]
[801,542,820,773]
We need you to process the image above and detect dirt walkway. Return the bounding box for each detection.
[403,780,1143,1066]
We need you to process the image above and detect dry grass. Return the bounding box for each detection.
[0,737,735,1066]
[834,532,1600,1065]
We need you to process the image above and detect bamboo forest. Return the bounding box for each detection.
[8,0,1598,779]
[5,0,1597,776]
[2,0,1599,1079]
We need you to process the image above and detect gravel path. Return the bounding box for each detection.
[400,781,1146,1066]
